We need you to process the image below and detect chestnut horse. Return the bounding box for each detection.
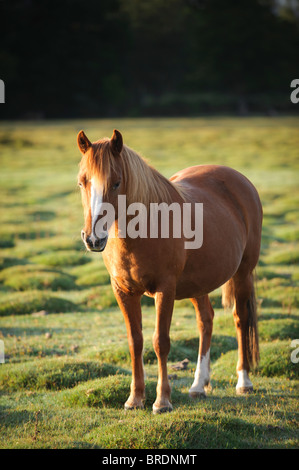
[77,129,263,414]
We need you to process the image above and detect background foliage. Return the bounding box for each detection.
[1,0,299,118]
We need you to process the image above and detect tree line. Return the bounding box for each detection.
[1,0,298,118]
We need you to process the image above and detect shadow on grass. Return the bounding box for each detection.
[0,406,36,429]
[259,311,298,321]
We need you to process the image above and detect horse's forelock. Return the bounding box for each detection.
[80,139,118,190]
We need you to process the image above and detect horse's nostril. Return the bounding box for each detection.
[82,233,107,251]
[94,238,101,248]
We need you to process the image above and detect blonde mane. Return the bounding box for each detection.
[80,139,186,208]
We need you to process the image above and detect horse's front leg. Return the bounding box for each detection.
[111,281,145,410]
[152,286,175,414]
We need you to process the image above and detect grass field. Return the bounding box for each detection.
[0,117,298,449]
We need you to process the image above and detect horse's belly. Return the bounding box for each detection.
[175,272,226,300]
[175,245,243,300]
[175,271,218,299]
[175,278,206,299]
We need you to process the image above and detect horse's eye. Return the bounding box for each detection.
[112,181,120,190]
[78,176,88,188]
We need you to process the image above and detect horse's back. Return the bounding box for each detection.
[171,165,259,201]
[171,164,262,227]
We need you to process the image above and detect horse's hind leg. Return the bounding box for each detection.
[232,269,259,395]
[189,295,214,398]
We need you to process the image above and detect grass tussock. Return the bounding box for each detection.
[63,375,132,408]
[0,265,76,292]
[0,359,128,391]
[0,291,77,316]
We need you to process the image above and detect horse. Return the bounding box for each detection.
[77,128,263,414]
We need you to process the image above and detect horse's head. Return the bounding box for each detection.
[77,129,123,252]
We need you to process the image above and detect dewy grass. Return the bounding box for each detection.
[2,270,77,292]
[0,118,298,449]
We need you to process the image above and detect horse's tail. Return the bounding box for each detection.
[247,285,260,368]
[222,276,259,368]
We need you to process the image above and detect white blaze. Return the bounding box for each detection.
[90,178,104,242]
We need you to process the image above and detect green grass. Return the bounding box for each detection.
[0,291,78,316]
[0,265,77,291]
[0,117,298,449]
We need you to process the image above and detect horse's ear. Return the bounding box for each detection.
[77,130,92,154]
[110,129,123,155]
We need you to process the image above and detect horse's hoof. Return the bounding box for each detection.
[189,390,206,399]
[236,386,253,395]
[124,401,144,411]
[152,403,173,414]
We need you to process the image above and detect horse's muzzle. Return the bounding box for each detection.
[81,230,108,252]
